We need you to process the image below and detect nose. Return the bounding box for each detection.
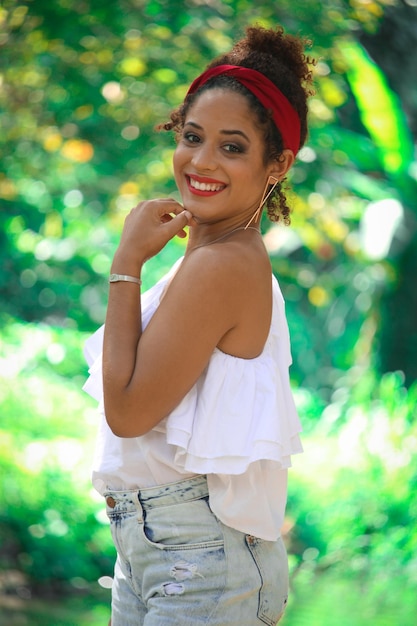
[191,142,217,172]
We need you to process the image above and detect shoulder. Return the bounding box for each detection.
[172,239,273,338]
[149,239,273,360]
[179,238,270,292]
[168,247,248,319]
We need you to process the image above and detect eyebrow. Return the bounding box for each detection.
[184,121,250,142]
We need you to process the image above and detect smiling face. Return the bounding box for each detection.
[173,88,280,228]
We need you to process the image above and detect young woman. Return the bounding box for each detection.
[84,24,314,626]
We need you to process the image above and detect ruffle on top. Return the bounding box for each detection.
[83,257,302,474]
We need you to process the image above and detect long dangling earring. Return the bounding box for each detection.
[245,175,279,229]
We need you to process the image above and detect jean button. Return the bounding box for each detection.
[106,496,117,508]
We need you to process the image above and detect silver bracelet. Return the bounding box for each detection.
[109,273,142,286]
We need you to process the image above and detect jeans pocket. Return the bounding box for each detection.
[141,497,224,551]
[245,535,289,626]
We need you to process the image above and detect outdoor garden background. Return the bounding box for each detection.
[1,0,416,624]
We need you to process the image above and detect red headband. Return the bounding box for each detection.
[186,64,301,154]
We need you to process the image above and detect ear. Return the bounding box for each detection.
[268,149,295,181]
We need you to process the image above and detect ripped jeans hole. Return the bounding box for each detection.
[170,560,203,581]
[161,582,185,596]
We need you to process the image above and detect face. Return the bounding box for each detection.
[173,88,279,226]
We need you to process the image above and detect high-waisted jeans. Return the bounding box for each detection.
[105,474,288,625]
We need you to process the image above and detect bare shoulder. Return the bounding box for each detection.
[166,238,272,358]
[172,238,269,302]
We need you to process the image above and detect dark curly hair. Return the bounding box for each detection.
[158,26,315,224]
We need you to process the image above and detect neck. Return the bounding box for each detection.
[187,225,260,251]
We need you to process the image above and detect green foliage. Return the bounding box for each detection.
[287,370,417,582]
[2,319,416,602]
[1,0,417,621]
[339,39,414,176]
[1,583,111,626]
[1,0,417,390]
[282,570,417,626]
[0,320,115,593]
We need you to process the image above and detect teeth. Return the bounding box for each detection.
[190,179,224,192]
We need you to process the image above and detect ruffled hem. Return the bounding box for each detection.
[155,336,302,474]
[83,264,303,477]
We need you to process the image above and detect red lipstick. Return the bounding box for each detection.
[186,174,227,196]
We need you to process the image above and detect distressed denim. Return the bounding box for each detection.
[105,475,288,626]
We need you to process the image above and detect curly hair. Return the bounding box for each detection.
[158,26,315,224]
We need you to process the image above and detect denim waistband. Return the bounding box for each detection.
[104,474,208,512]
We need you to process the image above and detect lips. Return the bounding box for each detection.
[186,175,227,196]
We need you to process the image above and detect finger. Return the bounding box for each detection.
[154,203,184,226]
[163,210,192,239]
[157,199,184,216]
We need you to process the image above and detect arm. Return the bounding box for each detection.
[102,198,193,437]
[102,200,245,438]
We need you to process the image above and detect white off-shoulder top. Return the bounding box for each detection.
[83,257,302,541]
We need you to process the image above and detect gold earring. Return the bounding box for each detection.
[245,175,279,229]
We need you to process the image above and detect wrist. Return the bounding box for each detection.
[111,251,144,277]
[109,273,142,286]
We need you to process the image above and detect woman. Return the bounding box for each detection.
[84,24,314,626]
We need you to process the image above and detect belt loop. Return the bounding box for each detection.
[133,490,144,519]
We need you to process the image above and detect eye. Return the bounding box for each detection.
[223,143,244,154]
[183,132,201,144]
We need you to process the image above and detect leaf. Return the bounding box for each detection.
[338,39,414,176]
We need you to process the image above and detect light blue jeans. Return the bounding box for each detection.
[105,475,288,625]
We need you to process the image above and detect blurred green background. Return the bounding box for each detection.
[1,0,416,624]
